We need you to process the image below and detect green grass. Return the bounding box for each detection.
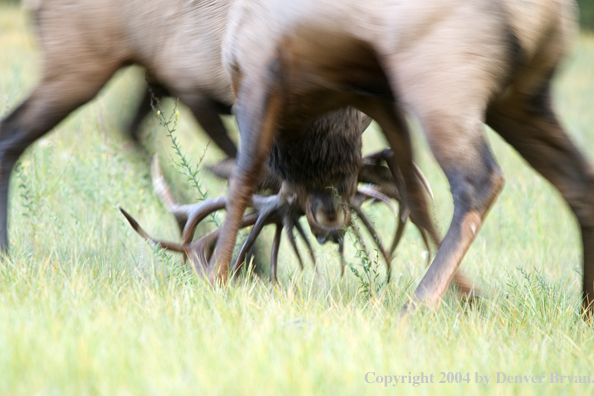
[2,5,594,395]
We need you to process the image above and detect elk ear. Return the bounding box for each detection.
[360,114,373,131]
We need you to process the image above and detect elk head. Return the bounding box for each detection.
[267,107,367,245]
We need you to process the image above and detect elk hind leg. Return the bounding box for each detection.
[127,82,169,142]
[487,83,594,315]
[182,95,238,159]
[0,65,118,253]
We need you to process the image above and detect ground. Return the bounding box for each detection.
[1,4,594,395]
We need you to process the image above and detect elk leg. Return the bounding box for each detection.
[131,83,238,158]
[0,66,118,254]
[409,117,503,309]
[360,103,438,243]
[487,82,594,315]
[270,223,282,284]
[127,83,169,142]
[209,69,282,281]
[365,99,501,309]
[182,95,238,159]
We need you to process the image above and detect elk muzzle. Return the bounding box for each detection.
[305,189,351,245]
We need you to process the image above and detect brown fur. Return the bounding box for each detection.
[0,0,245,253]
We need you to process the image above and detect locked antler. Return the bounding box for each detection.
[121,150,435,283]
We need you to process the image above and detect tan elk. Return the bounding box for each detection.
[196,0,594,313]
[8,0,472,291]
[0,0,244,254]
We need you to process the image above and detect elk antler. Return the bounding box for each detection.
[123,153,479,301]
[122,153,420,282]
[359,149,439,254]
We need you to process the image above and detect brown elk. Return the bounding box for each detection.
[0,0,244,253]
[201,0,594,313]
[8,0,472,291]
[3,0,399,255]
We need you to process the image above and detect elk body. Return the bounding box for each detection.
[0,0,243,252]
[213,0,594,313]
[3,0,382,253]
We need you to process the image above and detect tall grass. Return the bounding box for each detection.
[1,5,594,395]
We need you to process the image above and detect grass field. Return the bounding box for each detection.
[2,4,594,395]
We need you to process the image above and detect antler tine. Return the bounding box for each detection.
[357,184,402,221]
[338,239,346,277]
[230,194,283,277]
[119,208,188,253]
[293,219,319,277]
[284,218,305,271]
[362,148,434,201]
[233,211,281,278]
[391,216,407,255]
[180,197,228,245]
[182,194,278,247]
[151,156,229,244]
[187,211,262,276]
[151,156,192,233]
[357,184,411,258]
[360,173,441,253]
[358,164,402,202]
[412,162,434,200]
[351,205,392,281]
[270,223,283,284]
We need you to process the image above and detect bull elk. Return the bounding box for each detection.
[6,1,470,292]
[205,0,594,313]
[0,0,247,254]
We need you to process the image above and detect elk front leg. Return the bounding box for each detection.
[408,113,503,309]
[209,71,282,281]
[359,99,482,304]
[365,100,501,309]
